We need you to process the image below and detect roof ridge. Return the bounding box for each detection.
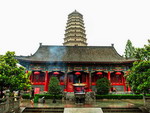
[40,45,113,48]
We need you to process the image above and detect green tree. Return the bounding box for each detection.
[48,76,61,103]
[126,40,150,94]
[0,51,31,97]
[127,61,150,94]
[96,77,110,95]
[134,40,150,61]
[124,39,135,59]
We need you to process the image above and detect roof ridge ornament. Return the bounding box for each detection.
[39,43,42,46]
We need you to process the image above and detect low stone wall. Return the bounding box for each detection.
[0,97,20,113]
[143,96,150,112]
[64,92,95,103]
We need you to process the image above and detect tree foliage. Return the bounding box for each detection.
[0,51,31,96]
[96,77,110,95]
[124,39,135,59]
[48,76,61,95]
[127,61,150,94]
[126,40,150,94]
[48,76,61,103]
[134,40,150,61]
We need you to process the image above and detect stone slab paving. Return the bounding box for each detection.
[64,108,103,113]
[20,99,144,108]
[19,99,145,113]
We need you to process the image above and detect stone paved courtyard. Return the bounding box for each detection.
[20,99,144,110]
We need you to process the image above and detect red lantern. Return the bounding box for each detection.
[64,89,67,92]
[75,72,81,75]
[96,72,102,75]
[34,71,40,75]
[116,72,121,75]
[53,72,59,75]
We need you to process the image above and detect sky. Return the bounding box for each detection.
[0,0,149,56]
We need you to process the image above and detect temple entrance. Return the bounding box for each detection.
[31,71,46,83]
[66,71,89,92]
[48,71,65,84]
[73,71,87,84]
[91,71,107,85]
[110,71,125,92]
[46,71,65,91]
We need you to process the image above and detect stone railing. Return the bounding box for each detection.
[0,97,20,113]
[145,96,150,109]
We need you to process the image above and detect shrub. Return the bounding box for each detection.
[96,94,150,99]
[48,77,62,95]
[22,94,30,99]
[49,76,62,103]
[22,94,62,99]
[96,77,110,95]
[35,94,62,99]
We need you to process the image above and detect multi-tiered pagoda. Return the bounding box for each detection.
[63,10,87,46]
[17,10,135,93]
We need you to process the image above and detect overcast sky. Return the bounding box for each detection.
[0,0,149,56]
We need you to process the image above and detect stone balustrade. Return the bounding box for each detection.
[0,97,20,113]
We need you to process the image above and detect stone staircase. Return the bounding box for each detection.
[22,107,64,113]
[102,107,144,113]
[22,107,146,113]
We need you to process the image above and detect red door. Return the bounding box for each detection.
[67,74,74,92]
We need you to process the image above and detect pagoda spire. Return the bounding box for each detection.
[63,10,87,46]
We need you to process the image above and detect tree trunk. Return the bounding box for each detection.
[52,95,56,103]
[0,86,3,98]
[143,92,146,106]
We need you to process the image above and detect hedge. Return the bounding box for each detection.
[22,94,30,99]
[96,94,150,99]
[35,94,62,99]
[22,93,150,100]
[22,94,62,99]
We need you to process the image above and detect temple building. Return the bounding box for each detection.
[17,10,135,93]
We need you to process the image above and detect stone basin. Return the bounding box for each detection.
[73,83,86,86]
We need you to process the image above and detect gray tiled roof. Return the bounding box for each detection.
[17,45,136,63]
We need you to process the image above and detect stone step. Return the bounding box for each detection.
[102,107,143,113]
[64,108,103,113]
[104,112,142,113]
[23,112,63,113]
[22,107,64,113]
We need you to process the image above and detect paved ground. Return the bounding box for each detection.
[20,99,144,108]
[19,99,150,113]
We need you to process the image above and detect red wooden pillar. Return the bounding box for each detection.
[128,86,131,91]
[63,71,67,92]
[85,72,88,91]
[108,71,111,81]
[88,71,92,92]
[44,71,48,91]
[123,75,127,92]
[108,71,111,91]
[66,74,69,91]
[67,73,74,92]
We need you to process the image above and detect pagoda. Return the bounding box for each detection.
[63,10,87,46]
[17,11,135,94]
